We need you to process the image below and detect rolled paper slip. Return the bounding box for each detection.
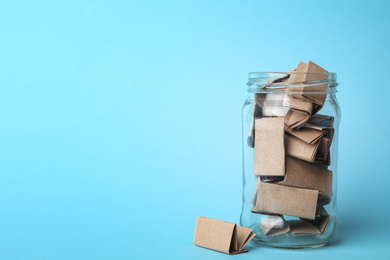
[277,156,332,197]
[252,182,319,219]
[253,117,285,176]
[259,215,290,236]
[193,217,255,254]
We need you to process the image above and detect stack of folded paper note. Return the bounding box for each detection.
[248,61,333,236]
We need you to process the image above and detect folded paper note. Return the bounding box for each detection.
[277,156,332,197]
[259,215,290,236]
[315,137,330,162]
[288,220,320,235]
[285,134,320,163]
[283,95,314,114]
[302,61,328,112]
[247,102,261,148]
[254,117,285,176]
[251,177,260,205]
[286,61,329,114]
[302,208,330,236]
[252,182,318,219]
[285,126,326,144]
[193,216,255,254]
[284,109,311,129]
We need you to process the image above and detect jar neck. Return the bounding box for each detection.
[247,72,338,94]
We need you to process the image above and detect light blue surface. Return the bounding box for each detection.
[0,0,389,259]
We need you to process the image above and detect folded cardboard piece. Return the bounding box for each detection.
[304,114,334,165]
[247,102,261,148]
[253,118,285,176]
[277,156,332,197]
[302,207,330,236]
[285,109,311,129]
[287,61,329,114]
[287,220,320,235]
[252,182,318,219]
[194,217,256,254]
[302,61,329,113]
[259,215,290,236]
[285,133,320,163]
[285,126,326,144]
[264,67,298,87]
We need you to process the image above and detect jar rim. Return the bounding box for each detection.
[247,72,338,93]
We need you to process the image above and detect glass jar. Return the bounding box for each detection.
[240,71,340,249]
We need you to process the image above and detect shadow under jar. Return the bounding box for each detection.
[240,72,340,249]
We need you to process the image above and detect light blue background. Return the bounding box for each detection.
[0,0,389,259]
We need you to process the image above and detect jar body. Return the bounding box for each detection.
[240,73,340,249]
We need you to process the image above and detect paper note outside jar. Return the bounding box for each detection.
[193,217,255,254]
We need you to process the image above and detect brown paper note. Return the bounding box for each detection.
[288,220,320,235]
[288,62,307,83]
[247,102,262,148]
[304,114,334,165]
[259,215,290,236]
[252,182,319,219]
[283,96,314,113]
[286,61,329,114]
[285,134,320,163]
[302,61,329,111]
[285,126,326,144]
[193,217,256,254]
[283,95,314,128]
[253,118,285,176]
[302,207,330,236]
[264,67,298,87]
[315,137,330,161]
[284,109,311,129]
[251,177,260,205]
[277,156,333,197]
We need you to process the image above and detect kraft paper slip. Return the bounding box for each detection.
[253,118,285,176]
[288,220,321,235]
[259,215,290,236]
[193,217,255,254]
[285,133,320,163]
[285,125,326,144]
[288,208,330,235]
[252,182,318,219]
[302,208,330,236]
[284,109,311,129]
[316,137,330,162]
[287,61,329,114]
[278,156,332,197]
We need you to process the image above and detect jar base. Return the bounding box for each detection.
[250,236,330,249]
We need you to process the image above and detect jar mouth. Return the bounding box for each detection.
[247,72,338,93]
